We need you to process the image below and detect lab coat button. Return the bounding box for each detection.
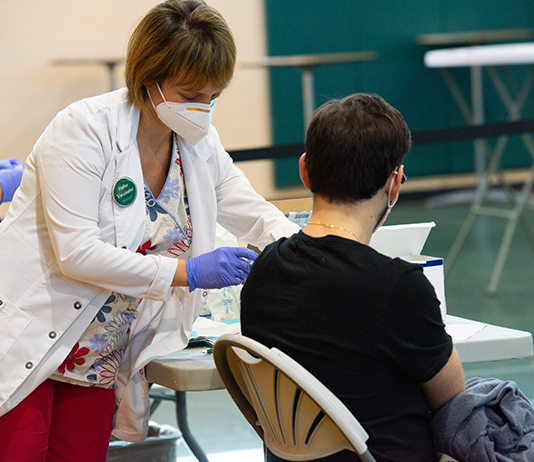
[0,300,3,306]
[48,331,57,339]
[25,362,33,369]
[73,301,82,310]
[202,291,208,297]
[122,246,127,249]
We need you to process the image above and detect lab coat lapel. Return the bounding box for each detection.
[110,103,146,250]
[178,136,217,257]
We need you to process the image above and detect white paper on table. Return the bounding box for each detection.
[445,323,487,341]
[191,317,241,339]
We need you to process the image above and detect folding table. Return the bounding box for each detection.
[417,29,533,180]
[147,347,222,462]
[51,57,124,91]
[423,42,534,295]
[145,315,533,462]
[243,51,377,132]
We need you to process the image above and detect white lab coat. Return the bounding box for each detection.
[0,89,298,441]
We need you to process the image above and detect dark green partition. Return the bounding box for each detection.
[265,0,534,187]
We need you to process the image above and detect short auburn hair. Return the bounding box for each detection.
[304,93,411,203]
[125,0,236,108]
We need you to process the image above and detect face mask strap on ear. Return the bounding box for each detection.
[146,87,157,112]
[387,170,398,208]
[156,82,170,107]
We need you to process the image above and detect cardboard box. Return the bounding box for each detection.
[400,255,446,321]
[370,222,447,321]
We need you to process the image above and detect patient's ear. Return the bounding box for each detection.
[389,164,404,205]
[299,153,310,190]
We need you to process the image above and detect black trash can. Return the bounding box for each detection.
[107,421,183,462]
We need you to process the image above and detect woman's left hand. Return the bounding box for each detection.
[185,247,258,291]
[0,158,25,203]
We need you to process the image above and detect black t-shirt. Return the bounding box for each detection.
[240,231,452,462]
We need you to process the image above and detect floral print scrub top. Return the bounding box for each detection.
[51,134,192,389]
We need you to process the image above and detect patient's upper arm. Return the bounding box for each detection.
[421,347,466,412]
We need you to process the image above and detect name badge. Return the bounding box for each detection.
[113,177,137,207]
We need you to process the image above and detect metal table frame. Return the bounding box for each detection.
[149,387,210,462]
[423,41,534,295]
[146,346,225,462]
[51,58,124,91]
[418,28,534,181]
[243,51,377,132]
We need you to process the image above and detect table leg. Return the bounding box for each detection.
[439,64,534,293]
[488,140,534,295]
[300,66,315,133]
[105,62,118,91]
[470,65,486,182]
[174,391,210,462]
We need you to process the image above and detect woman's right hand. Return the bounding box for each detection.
[185,247,258,292]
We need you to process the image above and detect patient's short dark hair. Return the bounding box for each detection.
[304,93,411,203]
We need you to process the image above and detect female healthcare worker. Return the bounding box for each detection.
[0,1,299,461]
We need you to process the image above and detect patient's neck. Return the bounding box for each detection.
[303,195,375,245]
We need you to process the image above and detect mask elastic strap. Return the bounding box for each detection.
[387,170,398,207]
[146,87,157,112]
[156,82,170,107]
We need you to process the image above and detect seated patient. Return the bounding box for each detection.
[240,93,466,462]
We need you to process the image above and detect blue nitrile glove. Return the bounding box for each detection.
[0,158,25,203]
[186,247,258,292]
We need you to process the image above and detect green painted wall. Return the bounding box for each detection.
[265,1,534,187]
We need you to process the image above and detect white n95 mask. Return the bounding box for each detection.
[148,83,217,145]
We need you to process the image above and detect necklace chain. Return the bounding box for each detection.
[307,222,359,242]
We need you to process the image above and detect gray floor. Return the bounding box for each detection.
[150,195,534,460]
[150,390,263,460]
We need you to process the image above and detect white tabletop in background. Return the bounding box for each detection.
[424,42,534,68]
[242,51,377,69]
